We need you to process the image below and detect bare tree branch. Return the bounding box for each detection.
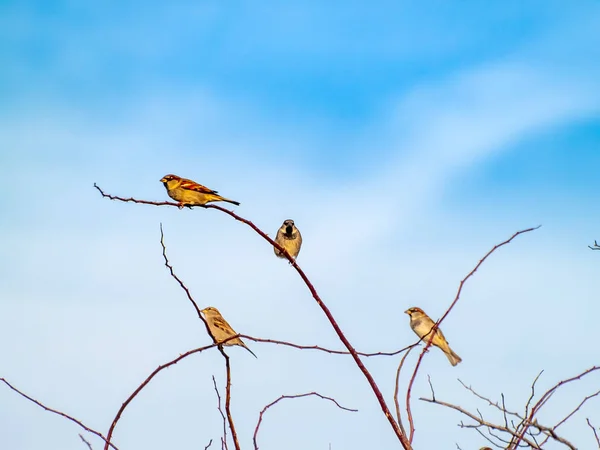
[159,224,213,341]
[587,418,600,448]
[79,434,94,450]
[253,392,357,450]
[509,365,600,448]
[219,348,241,450]
[241,335,414,358]
[205,438,214,450]
[211,376,228,450]
[405,226,540,443]
[102,345,216,450]
[588,240,600,250]
[394,346,416,436]
[94,184,411,448]
[0,378,118,450]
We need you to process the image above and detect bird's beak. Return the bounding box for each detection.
[404,310,410,315]
[160,177,167,183]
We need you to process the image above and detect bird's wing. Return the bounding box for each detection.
[180,178,218,194]
[212,316,236,335]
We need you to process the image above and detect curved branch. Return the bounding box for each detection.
[102,344,217,450]
[94,184,411,448]
[0,378,118,450]
[406,225,540,442]
[253,392,357,450]
[241,335,413,358]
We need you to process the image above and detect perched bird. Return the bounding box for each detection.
[201,306,257,358]
[274,219,302,259]
[404,307,462,366]
[160,174,240,208]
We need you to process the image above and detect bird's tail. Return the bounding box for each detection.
[220,196,240,206]
[242,343,258,358]
[444,348,462,366]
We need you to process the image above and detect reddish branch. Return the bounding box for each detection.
[405,225,540,442]
[102,345,217,450]
[421,367,600,449]
[252,392,357,450]
[159,224,213,339]
[0,378,118,450]
[219,348,241,450]
[509,365,600,449]
[241,335,413,358]
[393,346,416,435]
[211,376,229,450]
[94,184,411,448]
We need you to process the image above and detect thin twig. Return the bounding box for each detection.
[253,392,357,450]
[0,378,118,450]
[79,434,94,450]
[421,397,539,448]
[159,224,213,338]
[406,225,540,443]
[509,365,600,449]
[205,438,214,450]
[587,418,600,448]
[212,376,228,450]
[394,346,416,436]
[241,335,413,358]
[220,348,240,450]
[94,184,411,449]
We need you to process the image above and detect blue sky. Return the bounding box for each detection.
[1,1,600,449]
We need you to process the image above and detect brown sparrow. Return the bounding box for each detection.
[274,219,302,259]
[201,307,257,358]
[405,307,462,366]
[160,174,240,207]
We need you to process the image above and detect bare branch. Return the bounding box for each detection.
[205,438,214,450]
[94,184,411,448]
[587,418,600,448]
[241,335,414,358]
[102,345,216,450]
[219,348,241,450]
[588,240,600,250]
[159,224,213,339]
[211,376,229,450]
[421,397,540,448]
[394,346,416,436]
[510,365,600,449]
[79,434,94,450]
[0,378,118,450]
[253,392,357,450]
[406,226,540,443]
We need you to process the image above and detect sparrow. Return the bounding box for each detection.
[200,306,257,358]
[404,307,462,366]
[274,219,302,259]
[160,174,240,208]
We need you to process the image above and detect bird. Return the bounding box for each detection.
[200,306,257,358]
[160,174,240,208]
[274,219,302,260]
[404,307,462,366]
